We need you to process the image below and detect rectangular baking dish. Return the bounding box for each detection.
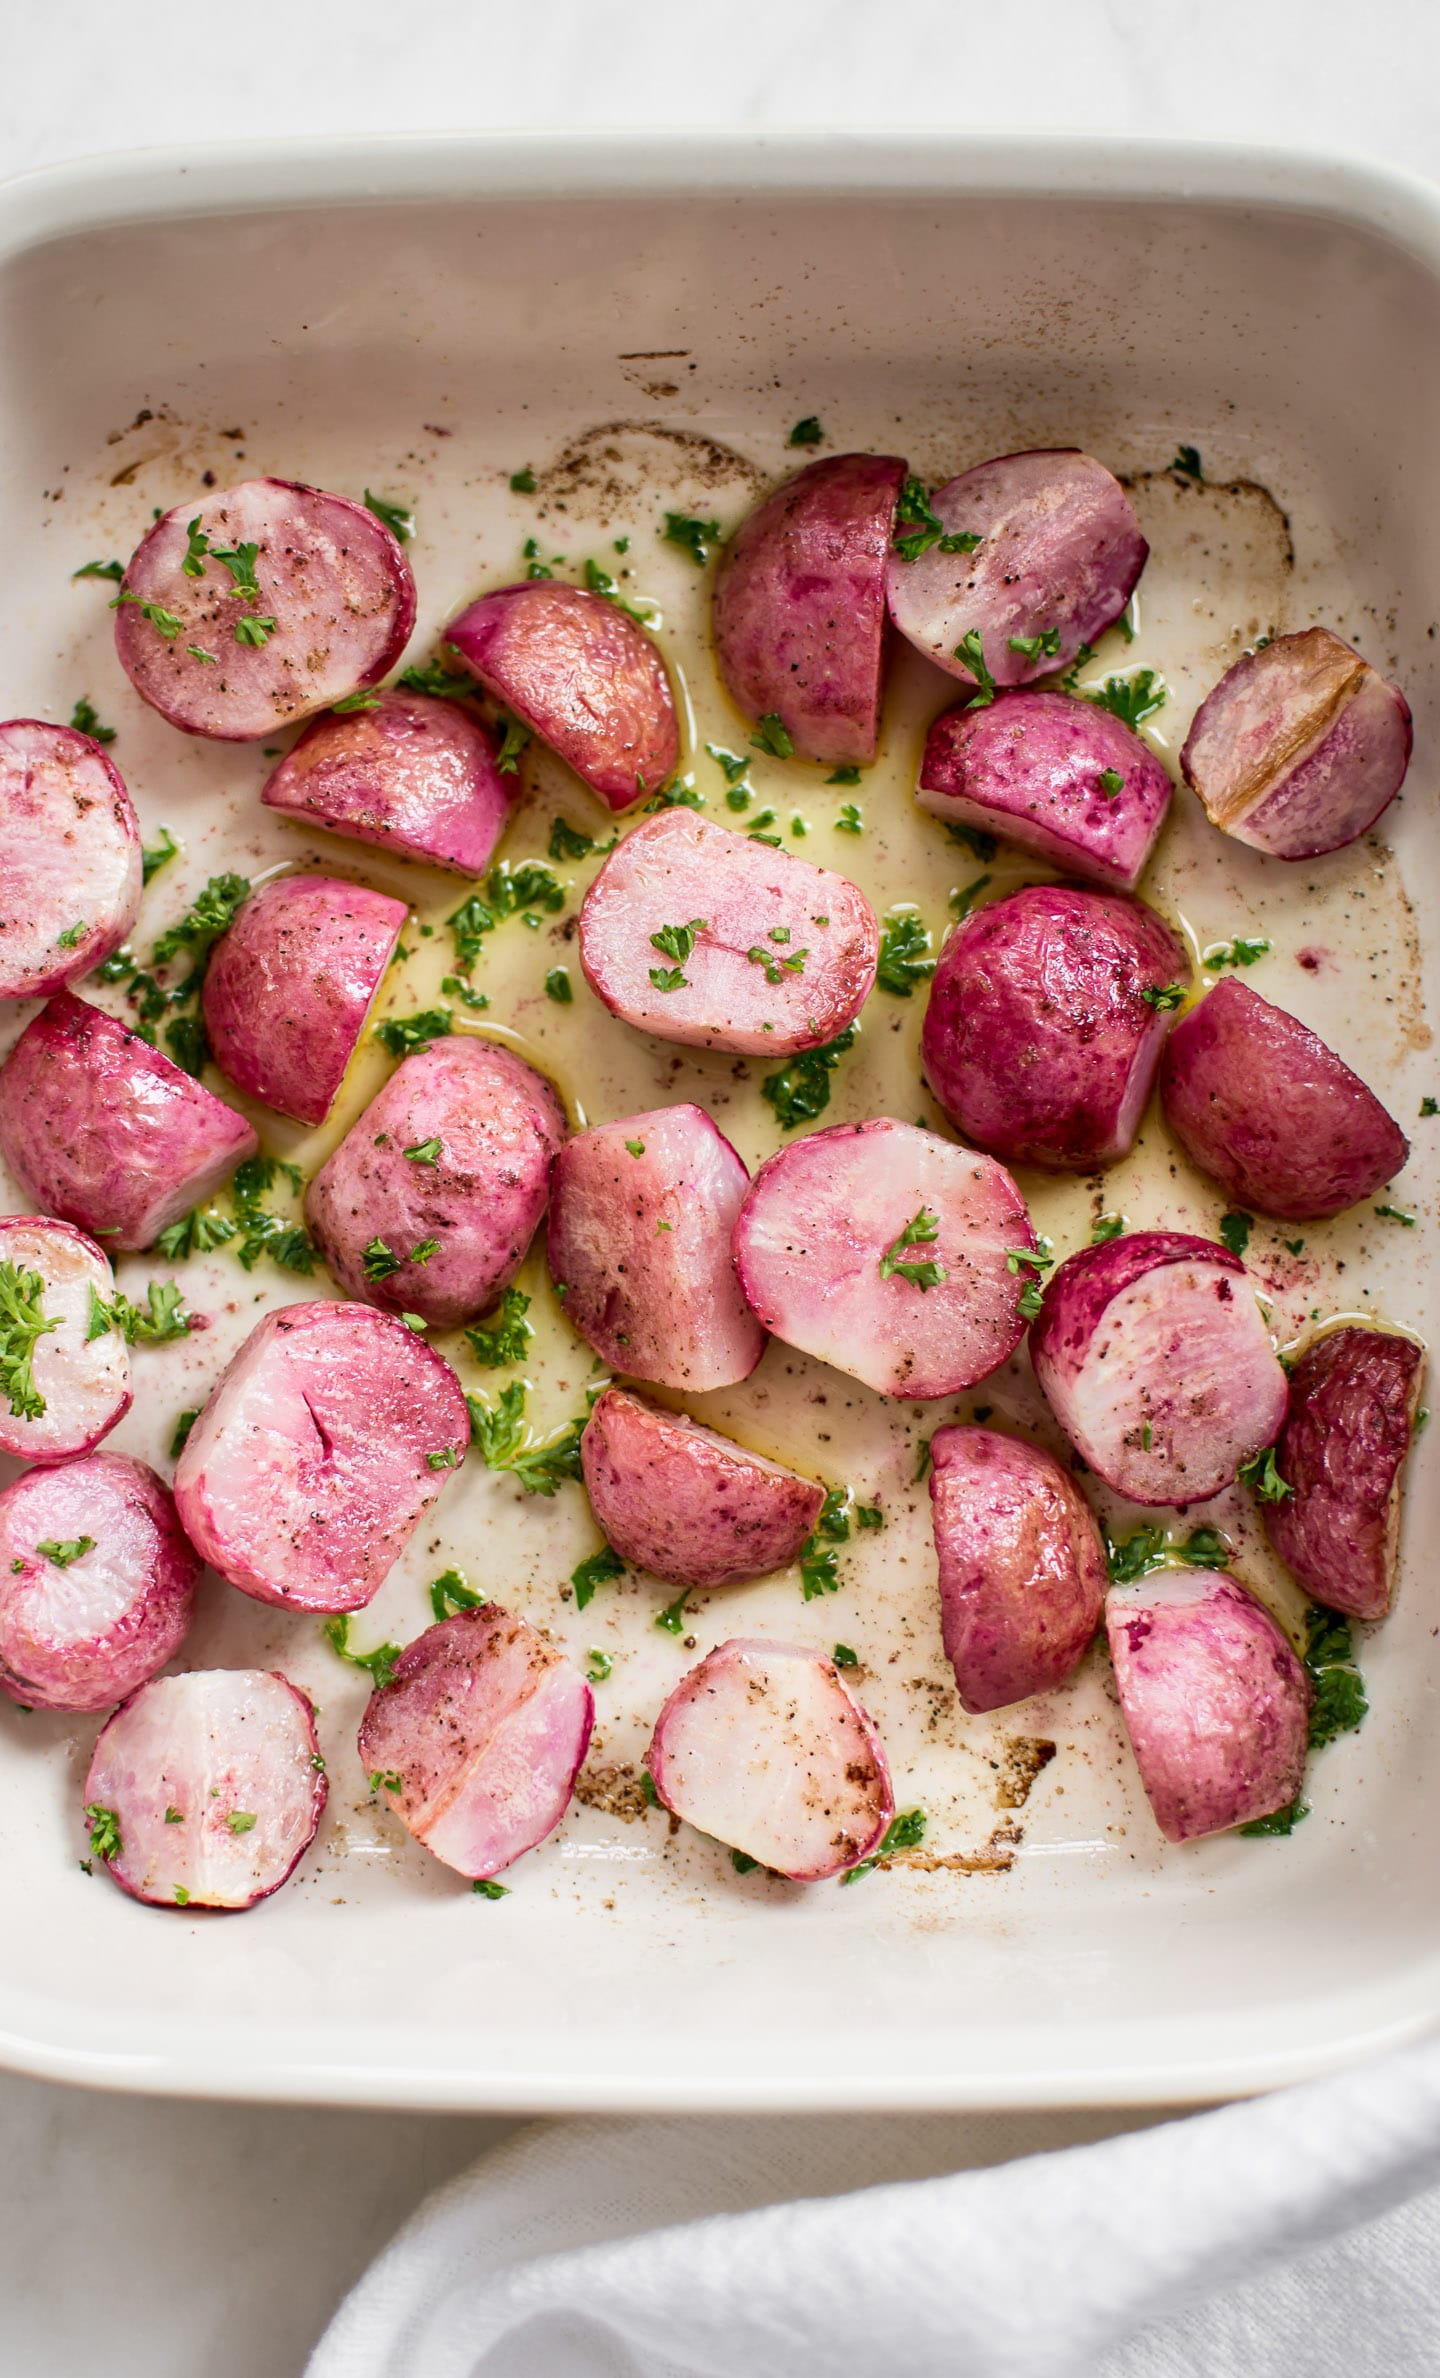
[0,132,1438,2111]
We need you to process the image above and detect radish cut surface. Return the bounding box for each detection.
[261,689,515,875]
[580,1385,823,1590]
[929,1424,1106,1713]
[0,1217,131,1463]
[0,1454,198,1712]
[1265,1326,1423,1621]
[916,690,1170,894]
[0,720,142,998]
[203,873,406,1126]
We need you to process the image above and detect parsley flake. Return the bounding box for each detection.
[404,1137,443,1166]
[879,1208,947,1290]
[893,477,982,564]
[1141,982,1187,1012]
[69,696,116,746]
[761,1024,856,1128]
[323,1614,402,1691]
[788,416,824,446]
[36,1536,93,1568]
[750,713,794,759]
[661,513,723,565]
[876,908,935,996]
[1084,669,1167,730]
[841,1807,927,1883]
[953,630,998,706]
[1219,1210,1253,1259]
[364,489,414,542]
[85,1804,122,1862]
[572,1543,625,1611]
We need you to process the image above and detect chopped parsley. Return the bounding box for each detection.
[750,713,794,759]
[1141,983,1187,1012]
[233,614,277,648]
[655,1587,691,1634]
[1219,1210,1253,1259]
[548,817,614,862]
[1422,1097,1440,1118]
[1303,1605,1368,1748]
[747,941,808,985]
[84,1804,122,1862]
[585,1649,613,1683]
[69,695,116,745]
[430,1568,485,1619]
[1098,767,1124,797]
[364,489,414,542]
[369,1770,404,1794]
[373,1007,453,1057]
[797,1540,843,1604]
[832,1643,859,1668]
[1091,1214,1126,1243]
[86,1279,190,1346]
[545,966,573,1003]
[1238,1444,1292,1503]
[55,920,86,950]
[572,1543,625,1611]
[1007,628,1061,661]
[36,1536,93,1568]
[879,1208,947,1291]
[466,1379,586,1495]
[1084,669,1166,730]
[110,593,183,640]
[1375,1204,1417,1226]
[1106,1524,1231,1582]
[788,416,825,446]
[625,1139,646,1159]
[1206,934,1271,970]
[1171,445,1203,480]
[761,1023,857,1128]
[892,477,982,564]
[472,1879,510,1899]
[841,1807,927,1883]
[510,467,536,493]
[140,827,179,885]
[583,557,653,621]
[404,1137,443,1166]
[152,872,250,971]
[731,1848,759,1874]
[226,1811,257,1834]
[398,651,481,702]
[362,1238,402,1283]
[496,716,531,774]
[953,630,997,706]
[323,1614,402,1691]
[834,803,863,833]
[944,820,999,862]
[333,689,382,713]
[1007,1242,1054,1320]
[169,1408,200,1458]
[950,875,991,921]
[73,558,124,582]
[154,1207,239,1261]
[1239,1799,1309,1837]
[876,908,935,996]
[661,512,723,565]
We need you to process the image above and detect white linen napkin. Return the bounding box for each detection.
[307,2032,1440,2378]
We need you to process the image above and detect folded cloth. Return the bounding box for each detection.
[308,2031,1440,2378]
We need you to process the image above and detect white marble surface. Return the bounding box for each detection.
[2,3,1436,2370]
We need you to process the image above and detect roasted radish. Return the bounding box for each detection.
[0,720,142,998]
[202,873,406,1126]
[1265,1326,1423,1620]
[261,689,515,875]
[0,1454,198,1712]
[580,1385,824,1590]
[917,689,1171,894]
[929,1424,1106,1712]
[0,1217,131,1462]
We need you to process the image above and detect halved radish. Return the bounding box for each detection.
[917,689,1171,894]
[1160,976,1408,1220]
[359,1607,593,1882]
[580,1385,824,1590]
[202,873,406,1126]
[1030,1231,1289,1506]
[578,808,877,1056]
[547,1104,764,1391]
[445,580,678,812]
[645,1637,894,1880]
[0,1217,131,1462]
[113,480,416,742]
[260,689,515,876]
[1106,1570,1309,1841]
[0,720,142,998]
[0,1454,198,1712]
[711,452,906,765]
[733,1118,1036,1400]
[173,1302,469,1614]
[0,991,257,1251]
[84,1668,327,1910]
[929,1424,1106,1713]
[1265,1325,1423,1620]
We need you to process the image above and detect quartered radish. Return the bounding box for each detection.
[202,873,406,1126]
[1106,1570,1309,1842]
[0,991,257,1251]
[547,1104,764,1390]
[305,1036,565,1328]
[928,1424,1107,1713]
[84,1668,327,1910]
[0,1454,198,1713]
[359,1607,593,1882]
[1265,1325,1424,1620]
[173,1302,469,1614]
[0,1217,132,1462]
[1181,627,1412,859]
[921,884,1186,1172]
[260,688,515,875]
[1160,976,1409,1220]
[113,479,416,742]
[0,720,142,998]
[1030,1231,1289,1506]
[711,451,907,765]
[580,1384,824,1590]
[578,808,877,1056]
[445,580,678,812]
[916,689,1171,894]
[732,1118,1037,1399]
[645,1637,894,1881]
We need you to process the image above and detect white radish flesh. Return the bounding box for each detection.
[0,720,142,998]
[0,1217,131,1463]
[0,1454,198,1712]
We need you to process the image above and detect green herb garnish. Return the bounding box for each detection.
[1219,1211,1253,1259]
[876,908,935,996]
[788,417,824,446]
[545,967,573,1004]
[879,1208,946,1291]
[37,1536,93,1568]
[1238,1444,1292,1503]
[841,1807,927,1883]
[1084,669,1166,729]
[466,1380,586,1496]
[1141,982,1186,1012]
[69,696,116,745]
[1171,445,1203,480]
[761,1024,857,1129]
[364,489,414,541]
[572,1544,625,1612]
[893,477,982,564]
[750,713,794,759]
[73,559,124,582]
[374,1007,453,1057]
[140,827,179,885]
[323,1614,402,1691]
[170,1408,199,1458]
[953,629,997,706]
[1007,628,1062,661]
[661,512,723,565]
[85,1804,122,1862]
[1098,767,1124,797]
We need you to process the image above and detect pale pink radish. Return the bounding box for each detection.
[917,689,1171,894]
[929,1424,1106,1712]
[0,1217,131,1462]
[0,1454,198,1712]
[0,720,142,997]
[202,873,406,1126]
[260,688,515,875]
[1265,1326,1423,1620]
[580,1385,824,1589]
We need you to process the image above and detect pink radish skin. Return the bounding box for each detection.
[1030,1231,1289,1507]
[261,689,515,875]
[0,721,142,998]
[173,1302,469,1614]
[0,992,257,1251]
[884,449,1147,690]
[917,690,1171,894]
[359,1607,593,1881]
[578,808,877,1057]
[1265,1326,1423,1621]
[85,1669,327,1910]
[711,452,907,765]
[445,581,678,812]
[733,1118,1037,1400]
[202,873,406,1126]
[548,1104,764,1391]
[0,1455,198,1713]
[1160,976,1409,1220]
[929,1424,1107,1713]
[645,1637,894,1880]
[1106,1570,1309,1842]
[113,480,416,742]
[0,1217,131,1463]
[580,1385,824,1590]
[1181,627,1412,860]
[921,885,1187,1173]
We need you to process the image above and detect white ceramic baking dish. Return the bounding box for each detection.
[0,133,1437,2111]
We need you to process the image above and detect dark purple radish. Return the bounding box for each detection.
[645,1637,894,1880]
[359,1607,593,1881]
[711,452,906,766]
[1181,627,1412,860]
[261,689,515,875]
[0,992,257,1251]
[1030,1231,1289,1507]
[580,1385,824,1590]
[0,1218,131,1462]
[173,1302,469,1614]
[578,808,877,1057]
[917,690,1171,894]
[733,1118,1036,1399]
[84,1669,327,1910]
[113,479,416,742]
[547,1104,764,1391]
[1106,1571,1309,1841]
[0,1454,198,1712]
[202,873,405,1126]
[305,1038,565,1328]
[1265,1326,1423,1621]
[929,1424,1106,1713]
[0,721,142,998]
[1160,976,1408,1220]
[445,580,678,812]
[921,886,1186,1173]
[884,448,1147,691]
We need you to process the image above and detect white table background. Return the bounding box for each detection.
[4,3,1437,2369]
